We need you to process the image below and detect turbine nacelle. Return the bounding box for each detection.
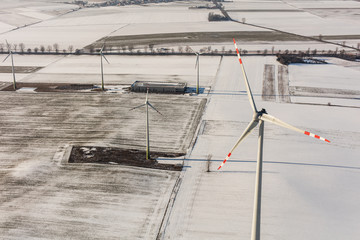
[217,38,330,171]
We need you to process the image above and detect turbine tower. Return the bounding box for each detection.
[99,45,110,91]
[130,88,163,160]
[189,46,202,94]
[218,39,331,240]
[2,40,16,90]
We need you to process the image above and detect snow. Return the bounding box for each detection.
[20,55,221,87]
[1,0,360,239]
[289,63,360,91]
[163,56,360,239]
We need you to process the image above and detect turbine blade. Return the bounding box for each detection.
[147,102,163,116]
[218,120,259,170]
[233,38,257,113]
[195,55,199,69]
[260,113,330,143]
[2,54,10,62]
[102,54,110,64]
[129,104,146,111]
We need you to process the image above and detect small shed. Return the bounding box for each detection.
[131,81,187,94]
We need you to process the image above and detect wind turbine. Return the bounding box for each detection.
[130,88,163,160]
[99,45,110,91]
[188,46,202,94]
[217,39,331,240]
[2,40,16,90]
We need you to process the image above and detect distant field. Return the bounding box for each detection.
[86,31,309,49]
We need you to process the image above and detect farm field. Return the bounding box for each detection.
[0,0,360,239]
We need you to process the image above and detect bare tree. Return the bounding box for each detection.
[13,44,17,52]
[0,43,3,52]
[34,47,39,53]
[53,43,59,53]
[19,43,25,52]
[149,44,154,53]
[144,45,148,53]
[47,45,52,53]
[68,45,74,53]
[178,46,183,53]
[40,45,45,53]
[128,44,134,53]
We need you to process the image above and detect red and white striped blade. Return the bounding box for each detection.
[233,38,257,113]
[218,120,259,170]
[260,113,330,143]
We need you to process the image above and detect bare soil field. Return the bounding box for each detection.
[86,31,309,49]
[69,146,184,171]
[0,91,205,239]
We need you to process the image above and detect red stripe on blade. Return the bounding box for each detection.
[304,131,310,136]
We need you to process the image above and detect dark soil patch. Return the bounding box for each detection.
[69,146,184,171]
[85,31,308,50]
[276,54,328,65]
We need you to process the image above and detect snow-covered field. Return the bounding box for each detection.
[0,0,360,239]
[0,54,221,88]
[226,0,360,37]
[162,56,360,239]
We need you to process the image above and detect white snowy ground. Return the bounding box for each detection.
[0,54,221,89]
[225,0,360,36]
[161,56,360,239]
[0,54,63,82]
[2,0,358,53]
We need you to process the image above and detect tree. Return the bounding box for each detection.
[0,43,3,53]
[128,44,134,53]
[27,48,32,53]
[40,45,45,53]
[149,44,154,53]
[178,46,183,53]
[13,44,17,52]
[19,43,25,52]
[53,43,59,53]
[68,45,74,53]
[271,46,275,54]
[47,45,52,53]
[34,47,39,53]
